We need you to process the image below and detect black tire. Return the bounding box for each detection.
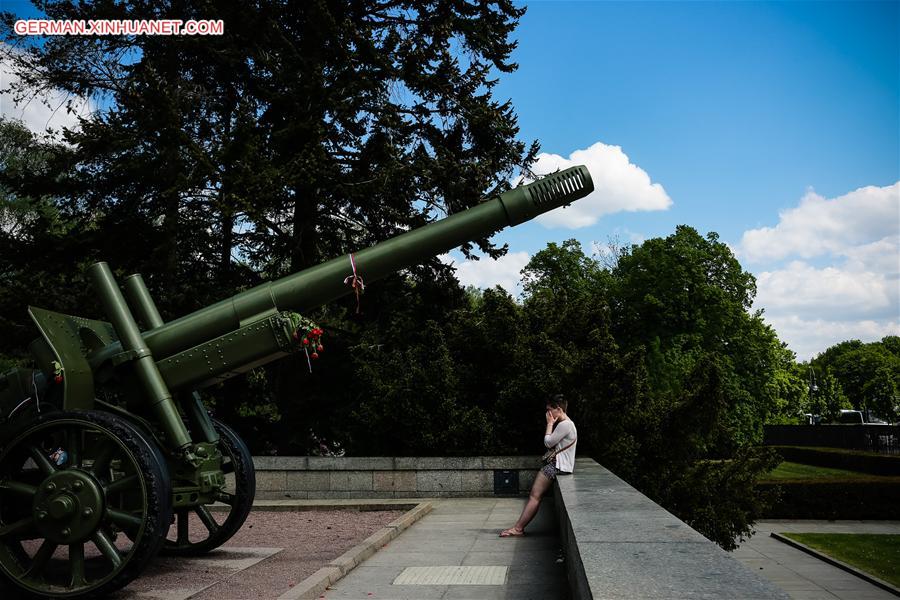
[0,410,172,598]
[162,418,255,555]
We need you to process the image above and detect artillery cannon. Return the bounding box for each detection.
[0,166,593,597]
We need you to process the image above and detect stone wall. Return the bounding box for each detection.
[252,456,538,499]
[554,457,790,600]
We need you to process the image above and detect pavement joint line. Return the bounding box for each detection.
[276,501,434,600]
[769,532,900,598]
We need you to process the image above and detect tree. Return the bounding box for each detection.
[766,345,808,424]
[610,226,782,452]
[814,338,900,421]
[1,0,535,274]
[0,0,538,445]
[0,118,92,359]
[513,235,780,549]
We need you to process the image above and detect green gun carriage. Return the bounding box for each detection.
[0,166,593,597]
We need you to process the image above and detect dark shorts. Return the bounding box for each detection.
[541,463,559,479]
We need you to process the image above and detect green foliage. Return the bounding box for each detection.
[659,447,781,551]
[813,338,900,421]
[766,347,809,424]
[348,320,493,455]
[610,226,783,453]
[0,119,95,358]
[813,371,853,421]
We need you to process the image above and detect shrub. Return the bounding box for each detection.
[758,480,900,519]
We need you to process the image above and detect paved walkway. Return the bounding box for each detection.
[732,520,900,600]
[321,497,568,599]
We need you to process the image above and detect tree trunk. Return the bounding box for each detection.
[291,186,319,271]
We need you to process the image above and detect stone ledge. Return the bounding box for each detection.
[251,456,539,497]
[254,455,539,471]
[555,458,791,600]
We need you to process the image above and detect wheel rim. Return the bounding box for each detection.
[0,417,150,596]
[164,420,254,554]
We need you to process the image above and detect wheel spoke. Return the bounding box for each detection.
[66,427,84,469]
[216,491,235,505]
[0,412,170,595]
[221,460,235,475]
[91,531,123,569]
[176,510,189,545]
[195,505,220,535]
[24,539,57,578]
[89,441,115,478]
[0,480,38,499]
[27,444,57,476]
[69,542,86,587]
[107,509,142,535]
[0,516,35,538]
[104,474,139,496]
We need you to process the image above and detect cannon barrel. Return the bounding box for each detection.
[134,165,593,360]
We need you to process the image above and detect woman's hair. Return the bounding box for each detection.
[547,394,568,411]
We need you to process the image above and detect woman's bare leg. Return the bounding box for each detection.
[500,471,553,536]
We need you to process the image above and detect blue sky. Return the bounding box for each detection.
[450,1,899,359]
[2,1,898,359]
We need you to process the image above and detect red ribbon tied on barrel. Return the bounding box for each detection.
[343,253,365,314]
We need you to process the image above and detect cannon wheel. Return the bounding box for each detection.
[0,410,171,598]
[162,419,255,555]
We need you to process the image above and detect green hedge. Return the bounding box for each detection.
[758,480,900,519]
[770,446,900,476]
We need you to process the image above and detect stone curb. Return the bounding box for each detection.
[770,532,900,597]
[209,499,423,513]
[276,501,433,599]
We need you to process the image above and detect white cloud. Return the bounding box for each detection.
[843,235,900,274]
[441,251,530,296]
[740,183,900,263]
[755,261,895,322]
[761,314,899,362]
[741,182,900,360]
[1,43,93,135]
[530,142,672,228]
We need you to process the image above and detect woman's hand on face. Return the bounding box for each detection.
[546,410,556,424]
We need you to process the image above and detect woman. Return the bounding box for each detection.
[500,394,577,537]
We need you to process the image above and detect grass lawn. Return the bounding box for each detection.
[764,461,878,481]
[763,461,900,481]
[781,533,900,587]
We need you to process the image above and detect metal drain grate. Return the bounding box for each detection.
[393,566,508,585]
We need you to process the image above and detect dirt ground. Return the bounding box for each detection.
[113,509,404,599]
